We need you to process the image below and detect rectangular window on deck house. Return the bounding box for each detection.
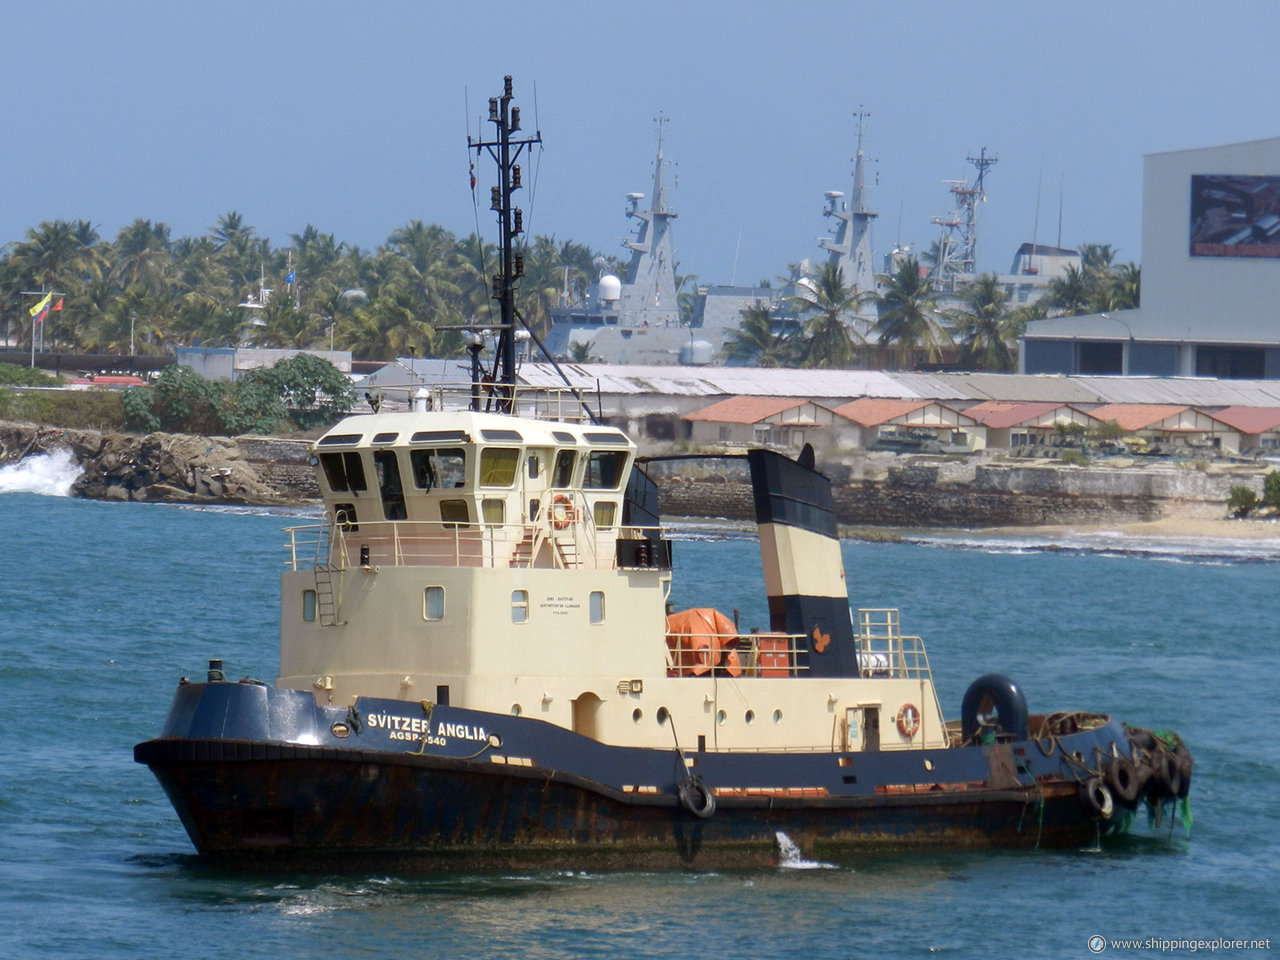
[479,448,520,487]
[423,586,445,620]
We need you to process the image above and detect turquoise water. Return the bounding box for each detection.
[1,474,1277,958]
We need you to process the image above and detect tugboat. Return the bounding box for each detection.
[135,78,1192,870]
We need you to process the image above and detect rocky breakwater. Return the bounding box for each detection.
[0,421,317,505]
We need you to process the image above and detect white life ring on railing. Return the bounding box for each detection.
[551,494,577,530]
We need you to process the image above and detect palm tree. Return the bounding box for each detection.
[721,303,797,367]
[873,255,953,369]
[1044,264,1092,316]
[112,219,173,290]
[953,273,1017,371]
[1093,262,1140,311]
[1078,243,1116,276]
[785,262,864,369]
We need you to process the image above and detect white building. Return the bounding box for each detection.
[1022,136,1280,379]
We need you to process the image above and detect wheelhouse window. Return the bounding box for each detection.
[440,499,470,527]
[319,451,368,493]
[583,451,629,490]
[552,450,577,488]
[410,448,466,490]
[423,586,445,620]
[593,502,617,528]
[482,498,505,525]
[373,450,407,520]
[334,503,358,531]
[479,447,520,487]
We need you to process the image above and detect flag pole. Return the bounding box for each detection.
[21,290,65,368]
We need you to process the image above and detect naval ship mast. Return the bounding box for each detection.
[931,146,998,292]
[468,76,542,408]
[619,115,680,327]
[820,108,878,315]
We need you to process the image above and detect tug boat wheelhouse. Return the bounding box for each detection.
[134,78,1191,870]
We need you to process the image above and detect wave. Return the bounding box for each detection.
[0,449,82,497]
[903,530,1280,565]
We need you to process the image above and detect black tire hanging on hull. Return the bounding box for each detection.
[1104,756,1144,807]
[1079,777,1115,820]
[678,775,716,819]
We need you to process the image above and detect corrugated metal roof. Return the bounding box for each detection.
[361,359,1280,409]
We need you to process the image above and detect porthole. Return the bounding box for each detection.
[511,704,522,717]
[632,708,643,723]
[745,710,756,724]
[716,710,727,725]
[772,709,784,724]
[656,706,669,725]
[924,759,934,771]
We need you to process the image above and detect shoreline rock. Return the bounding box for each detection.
[0,421,316,506]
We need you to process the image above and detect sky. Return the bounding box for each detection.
[6,0,1280,290]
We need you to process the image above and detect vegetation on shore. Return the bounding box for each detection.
[0,356,354,436]
[2,214,1136,374]
[722,244,1139,371]
[1228,471,1280,517]
[0,217,612,362]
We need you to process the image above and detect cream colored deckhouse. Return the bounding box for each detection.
[279,398,947,756]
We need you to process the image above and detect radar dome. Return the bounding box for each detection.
[680,339,714,366]
[598,275,622,301]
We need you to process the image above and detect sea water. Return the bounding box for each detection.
[1,454,1277,958]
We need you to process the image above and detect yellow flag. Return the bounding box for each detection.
[28,293,52,318]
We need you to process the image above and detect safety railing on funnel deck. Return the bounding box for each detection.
[855,608,933,681]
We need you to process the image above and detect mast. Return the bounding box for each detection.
[820,108,878,314]
[619,115,679,327]
[468,75,541,406]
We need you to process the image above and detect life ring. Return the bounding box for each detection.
[677,774,716,819]
[960,674,1029,743]
[896,703,920,738]
[551,494,577,530]
[1079,776,1115,820]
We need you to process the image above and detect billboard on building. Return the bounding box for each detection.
[1189,174,1280,258]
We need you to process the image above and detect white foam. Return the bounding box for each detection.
[0,449,82,497]
[775,831,835,870]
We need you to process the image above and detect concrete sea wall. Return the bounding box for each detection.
[657,459,1249,527]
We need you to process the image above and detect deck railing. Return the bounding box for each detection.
[854,608,933,681]
[665,631,808,678]
[284,518,664,573]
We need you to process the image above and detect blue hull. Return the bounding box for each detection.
[134,680,1179,870]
